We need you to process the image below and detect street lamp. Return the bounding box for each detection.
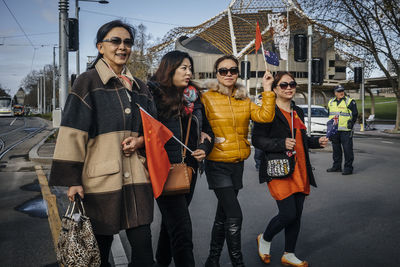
[75,0,109,75]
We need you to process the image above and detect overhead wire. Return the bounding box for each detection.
[80,9,185,27]
[1,0,37,71]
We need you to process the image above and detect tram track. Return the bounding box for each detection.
[0,117,48,160]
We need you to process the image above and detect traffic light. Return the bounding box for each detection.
[354,67,363,84]
[240,61,250,80]
[312,58,324,85]
[294,34,307,62]
[71,74,77,87]
[68,18,79,51]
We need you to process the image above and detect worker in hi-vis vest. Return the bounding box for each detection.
[326,85,358,175]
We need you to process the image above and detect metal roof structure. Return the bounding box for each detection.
[150,0,305,58]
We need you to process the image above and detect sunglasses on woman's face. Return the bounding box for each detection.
[278,81,297,90]
[102,37,134,47]
[217,67,239,76]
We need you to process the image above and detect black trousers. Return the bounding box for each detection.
[95,224,154,267]
[155,173,198,267]
[331,131,354,171]
[263,193,305,253]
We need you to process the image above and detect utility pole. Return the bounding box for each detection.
[53,46,57,110]
[43,68,46,113]
[307,25,312,137]
[75,0,80,75]
[37,82,40,113]
[59,0,69,110]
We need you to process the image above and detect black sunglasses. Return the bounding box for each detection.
[217,67,239,76]
[102,37,134,47]
[278,81,297,90]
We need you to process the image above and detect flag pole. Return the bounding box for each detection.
[139,106,194,153]
[260,42,269,71]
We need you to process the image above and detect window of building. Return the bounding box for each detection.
[329,60,335,67]
[329,75,334,79]
[335,66,346,73]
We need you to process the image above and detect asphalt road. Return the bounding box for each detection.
[0,117,57,267]
[144,135,400,267]
[1,116,399,267]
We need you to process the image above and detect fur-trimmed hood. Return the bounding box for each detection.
[204,80,248,100]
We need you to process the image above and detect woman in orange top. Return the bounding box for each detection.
[252,72,328,267]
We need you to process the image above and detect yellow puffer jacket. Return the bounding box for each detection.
[201,81,275,163]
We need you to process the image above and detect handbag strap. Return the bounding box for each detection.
[182,113,192,158]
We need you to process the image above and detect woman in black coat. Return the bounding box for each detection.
[252,71,328,267]
[124,50,214,267]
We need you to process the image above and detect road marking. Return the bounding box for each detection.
[381,141,394,144]
[10,118,17,126]
[35,165,63,265]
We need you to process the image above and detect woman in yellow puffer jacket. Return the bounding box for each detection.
[202,55,275,267]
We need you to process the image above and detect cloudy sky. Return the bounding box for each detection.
[0,0,229,95]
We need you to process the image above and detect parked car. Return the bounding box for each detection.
[298,105,330,135]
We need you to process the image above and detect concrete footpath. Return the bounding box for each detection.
[28,122,400,267]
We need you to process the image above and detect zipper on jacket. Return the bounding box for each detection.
[228,96,241,160]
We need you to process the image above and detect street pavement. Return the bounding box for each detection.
[20,122,400,266]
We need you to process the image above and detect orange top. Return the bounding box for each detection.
[267,108,310,200]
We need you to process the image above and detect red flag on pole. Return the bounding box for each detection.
[293,110,307,130]
[255,21,262,53]
[140,108,173,198]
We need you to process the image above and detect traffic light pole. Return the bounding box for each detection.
[59,0,69,110]
[361,63,365,130]
[75,0,80,76]
[307,25,312,137]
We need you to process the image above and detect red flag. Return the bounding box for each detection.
[255,21,262,53]
[140,108,173,198]
[293,111,307,130]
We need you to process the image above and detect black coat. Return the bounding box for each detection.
[252,104,322,186]
[148,81,214,170]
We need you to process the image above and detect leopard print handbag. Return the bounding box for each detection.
[57,194,101,267]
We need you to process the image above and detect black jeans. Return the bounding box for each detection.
[331,131,354,171]
[155,173,197,267]
[263,193,306,253]
[96,224,154,267]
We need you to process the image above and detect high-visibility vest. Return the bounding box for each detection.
[328,96,353,131]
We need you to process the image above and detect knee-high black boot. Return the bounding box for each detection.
[225,218,245,267]
[205,220,225,267]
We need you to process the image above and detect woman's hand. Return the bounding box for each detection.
[318,136,329,147]
[200,132,212,143]
[67,186,84,202]
[121,136,144,157]
[262,70,274,92]
[191,149,206,162]
[285,138,296,150]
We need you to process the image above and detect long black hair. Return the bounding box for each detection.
[150,50,196,119]
[88,20,136,69]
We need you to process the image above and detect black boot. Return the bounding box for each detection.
[225,218,245,267]
[205,220,225,267]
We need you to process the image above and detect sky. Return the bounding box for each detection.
[0,0,230,96]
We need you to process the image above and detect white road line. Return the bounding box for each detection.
[10,118,17,126]
[111,233,129,266]
[381,141,394,144]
